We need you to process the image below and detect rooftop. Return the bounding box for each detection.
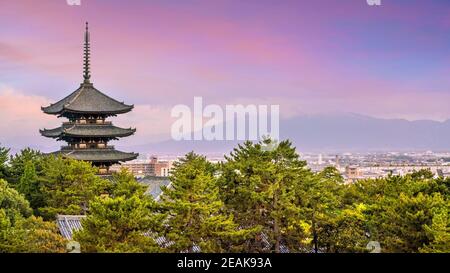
[41,23,133,116]
[41,83,133,116]
[56,215,86,240]
[54,148,138,163]
[40,123,136,139]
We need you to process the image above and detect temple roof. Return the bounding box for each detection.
[56,215,85,240]
[40,123,136,139]
[42,23,133,116]
[41,23,138,167]
[41,83,133,115]
[55,148,138,163]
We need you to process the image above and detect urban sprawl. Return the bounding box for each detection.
[118,151,450,184]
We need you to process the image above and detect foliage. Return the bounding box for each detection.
[219,140,313,252]
[73,195,159,253]
[420,206,450,253]
[7,148,42,187]
[347,172,449,253]
[17,160,44,211]
[74,170,160,253]
[0,145,10,179]
[0,141,449,253]
[37,156,111,219]
[0,213,67,253]
[110,168,147,198]
[0,179,32,224]
[156,152,256,253]
[0,180,66,253]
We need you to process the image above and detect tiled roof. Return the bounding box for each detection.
[137,176,171,200]
[56,215,86,240]
[42,83,133,115]
[54,148,138,163]
[40,124,136,139]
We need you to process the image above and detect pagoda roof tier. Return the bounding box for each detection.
[40,123,136,139]
[41,83,133,116]
[54,148,138,163]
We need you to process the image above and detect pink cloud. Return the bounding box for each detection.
[0,86,58,151]
[0,0,449,126]
[0,42,31,63]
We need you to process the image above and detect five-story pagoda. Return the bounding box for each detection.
[40,23,138,174]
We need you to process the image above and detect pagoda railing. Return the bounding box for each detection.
[63,121,113,126]
[61,145,116,150]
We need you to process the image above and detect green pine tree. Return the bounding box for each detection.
[0,179,66,253]
[73,195,160,253]
[7,148,42,187]
[156,152,256,253]
[17,160,44,211]
[219,139,312,253]
[74,169,161,253]
[38,156,110,219]
[0,145,9,180]
[420,206,450,253]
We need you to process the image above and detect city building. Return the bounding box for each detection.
[153,157,173,177]
[112,159,155,176]
[112,156,173,177]
[40,23,138,174]
[344,165,364,183]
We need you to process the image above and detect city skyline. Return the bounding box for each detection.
[0,0,449,152]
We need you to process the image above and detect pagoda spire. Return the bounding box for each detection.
[41,22,138,175]
[83,22,91,83]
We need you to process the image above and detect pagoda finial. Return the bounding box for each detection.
[83,22,91,83]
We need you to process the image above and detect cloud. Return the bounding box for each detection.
[0,0,449,133]
[114,104,175,147]
[0,86,59,151]
[0,85,177,152]
[0,42,31,63]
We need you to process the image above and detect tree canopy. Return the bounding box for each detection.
[0,141,448,253]
[0,179,66,253]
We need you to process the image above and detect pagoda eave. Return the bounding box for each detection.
[41,83,134,116]
[53,149,139,163]
[40,125,136,139]
[42,108,133,116]
[60,105,134,115]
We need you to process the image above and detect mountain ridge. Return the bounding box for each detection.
[118,113,450,154]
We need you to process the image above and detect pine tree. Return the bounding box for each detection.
[219,139,312,253]
[0,145,9,180]
[420,206,450,253]
[0,214,67,253]
[7,148,42,186]
[0,179,66,253]
[38,156,110,219]
[347,171,450,253]
[17,160,44,211]
[73,169,161,253]
[73,195,160,253]
[0,179,32,224]
[110,168,147,198]
[156,152,256,253]
[296,166,358,253]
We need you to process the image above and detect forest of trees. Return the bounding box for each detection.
[0,139,449,253]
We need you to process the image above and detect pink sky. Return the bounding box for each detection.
[0,0,449,151]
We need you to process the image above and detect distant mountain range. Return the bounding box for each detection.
[282,113,450,152]
[123,113,450,155]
